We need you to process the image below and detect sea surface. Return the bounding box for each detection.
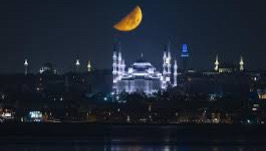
[1,124,266,151]
[2,144,266,151]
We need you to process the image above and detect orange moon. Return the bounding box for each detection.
[113,6,143,32]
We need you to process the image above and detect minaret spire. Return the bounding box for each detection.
[163,49,167,75]
[162,48,167,90]
[239,56,244,71]
[87,61,92,72]
[75,57,80,73]
[214,54,219,71]
[121,60,126,75]
[162,42,172,89]
[167,42,171,76]
[166,42,171,84]
[118,51,122,77]
[112,42,121,93]
[112,45,118,76]
[173,59,178,87]
[24,59,29,75]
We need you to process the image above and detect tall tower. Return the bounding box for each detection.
[87,61,92,72]
[112,52,117,75]
[166,43,171,84]
[173,60,178,87]
[239,56,244,71]
[112,49,117,91]
[75,58,80,72]
[112,42,121,93]
[121,60,126,76]
[163,50,167,76]
[181,44,189,72]
[24,59,29,75]
[214,54,219,71]
[162,50,167,89]
[118,51,122,77]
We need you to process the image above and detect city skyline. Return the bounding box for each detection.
[0,0,265,73]
[1,1,266,150]
[21,44,247,75]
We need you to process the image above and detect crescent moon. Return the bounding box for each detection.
[113,6,143,32]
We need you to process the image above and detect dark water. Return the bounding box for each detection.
[2,144,266,151]
[1,124,266,151]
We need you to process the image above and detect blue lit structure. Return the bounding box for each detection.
[181,44,189,72]
[181,44,189,57]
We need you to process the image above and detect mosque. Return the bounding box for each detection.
[112,43,182,95]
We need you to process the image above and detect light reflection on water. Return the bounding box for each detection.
[1,145,266,151]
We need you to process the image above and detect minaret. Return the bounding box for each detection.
[166,42,171,84]
[121,60,126,75]
[163,50,167,76]
[117,44,122,77]
[239,56,244,71]
[24,59,29,75]
[173,60,178,87]
[112,42,120,93]
[75,58,80,72]
[161,49,167,90]
[87,61,92,72]
[214,54,219,71]
[112,50,118,76]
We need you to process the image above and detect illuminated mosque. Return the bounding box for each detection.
[112,43,186,95]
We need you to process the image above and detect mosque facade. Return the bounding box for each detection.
[112,43,180,95]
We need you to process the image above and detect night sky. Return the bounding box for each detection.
[0,0,266,73]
